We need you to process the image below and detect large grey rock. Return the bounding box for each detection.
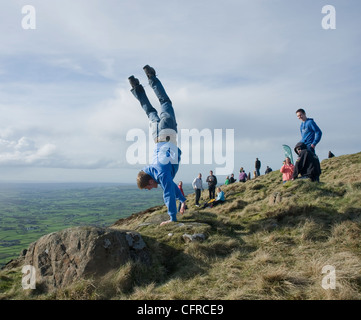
[23,226,150,291]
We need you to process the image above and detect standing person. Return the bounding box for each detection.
[255,158,261,177]
[177,181,185,213]
[130,65,186,226]
[192,173,203,207]
[239,167,247,182]
[206,170,217,200]
[292,142,321,182]
[280,157,295,183]
[296,108,322,154]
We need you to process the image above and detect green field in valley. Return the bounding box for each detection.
[0,182,192,267]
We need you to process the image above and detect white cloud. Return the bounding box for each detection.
[0,0,360,182]
[0,134,56,165]
[14,137,36,151]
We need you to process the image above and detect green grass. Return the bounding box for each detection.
[0,183,189,267]
[1,152,361,300]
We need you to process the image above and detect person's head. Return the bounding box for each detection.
[217,187,222,193]
[198,173,202,178]
[178,181,183,186]
[209,170,213,176]
[285,157,291,164]
[137,171,158,190]
[240,167,243,172]
[294,142,307,155]
[231,173,234,177]
[296,108,307,122]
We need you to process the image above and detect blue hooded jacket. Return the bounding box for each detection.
[142,142,186,222]
[300,118,322,148]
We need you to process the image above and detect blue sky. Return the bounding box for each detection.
[0,0,360,184]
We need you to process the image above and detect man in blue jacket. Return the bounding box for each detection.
[296,108,322,154]
[129,65,186,226]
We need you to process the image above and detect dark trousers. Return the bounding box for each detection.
[195,189,201,205]
[208,185,216,199]
[213,199,225,207]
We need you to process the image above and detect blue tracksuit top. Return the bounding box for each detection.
[300,118,322,148]
[142,142,186,222]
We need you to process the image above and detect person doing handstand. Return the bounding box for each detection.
[129,65,186,226]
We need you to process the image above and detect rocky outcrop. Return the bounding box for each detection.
[23,226,150,291]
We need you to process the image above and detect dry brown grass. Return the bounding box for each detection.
[1,152,361,300]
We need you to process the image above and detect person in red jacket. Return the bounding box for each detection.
[280,157,295,183]
[177,181,186,213]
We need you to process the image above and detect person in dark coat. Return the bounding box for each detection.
[255,158,261,176]
[293,142,321,182]
[206,170,217,199]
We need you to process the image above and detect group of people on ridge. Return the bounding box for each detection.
[191,171,225,208]
[128,66,323,226]
[225,160,273,185]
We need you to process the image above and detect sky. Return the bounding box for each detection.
[0,0,360,184]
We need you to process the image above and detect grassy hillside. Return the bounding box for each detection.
[1,152,361,300]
